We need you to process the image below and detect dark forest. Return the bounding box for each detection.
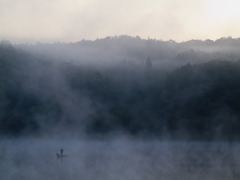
[1,36,240,140]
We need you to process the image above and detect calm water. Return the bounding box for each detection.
[1,138,240,180]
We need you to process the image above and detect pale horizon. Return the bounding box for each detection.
[1,0,240,43]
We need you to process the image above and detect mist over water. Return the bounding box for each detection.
[1,138,240,180]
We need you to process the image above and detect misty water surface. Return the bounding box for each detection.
[1,138,240,180]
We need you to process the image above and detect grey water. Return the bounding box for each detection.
[1,138,240,180]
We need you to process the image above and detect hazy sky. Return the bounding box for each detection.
[1,0,240,43]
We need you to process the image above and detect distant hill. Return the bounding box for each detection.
[15,36,240,70]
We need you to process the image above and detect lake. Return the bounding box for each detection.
[1,138,240,180]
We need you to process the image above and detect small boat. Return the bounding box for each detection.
[57,148,68,159]
[57,153,68,159]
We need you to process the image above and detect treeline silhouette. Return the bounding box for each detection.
[1,42,240,140]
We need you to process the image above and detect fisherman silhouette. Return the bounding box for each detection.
[57,148,68,160]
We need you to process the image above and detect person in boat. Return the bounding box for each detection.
[57,148,68,159]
